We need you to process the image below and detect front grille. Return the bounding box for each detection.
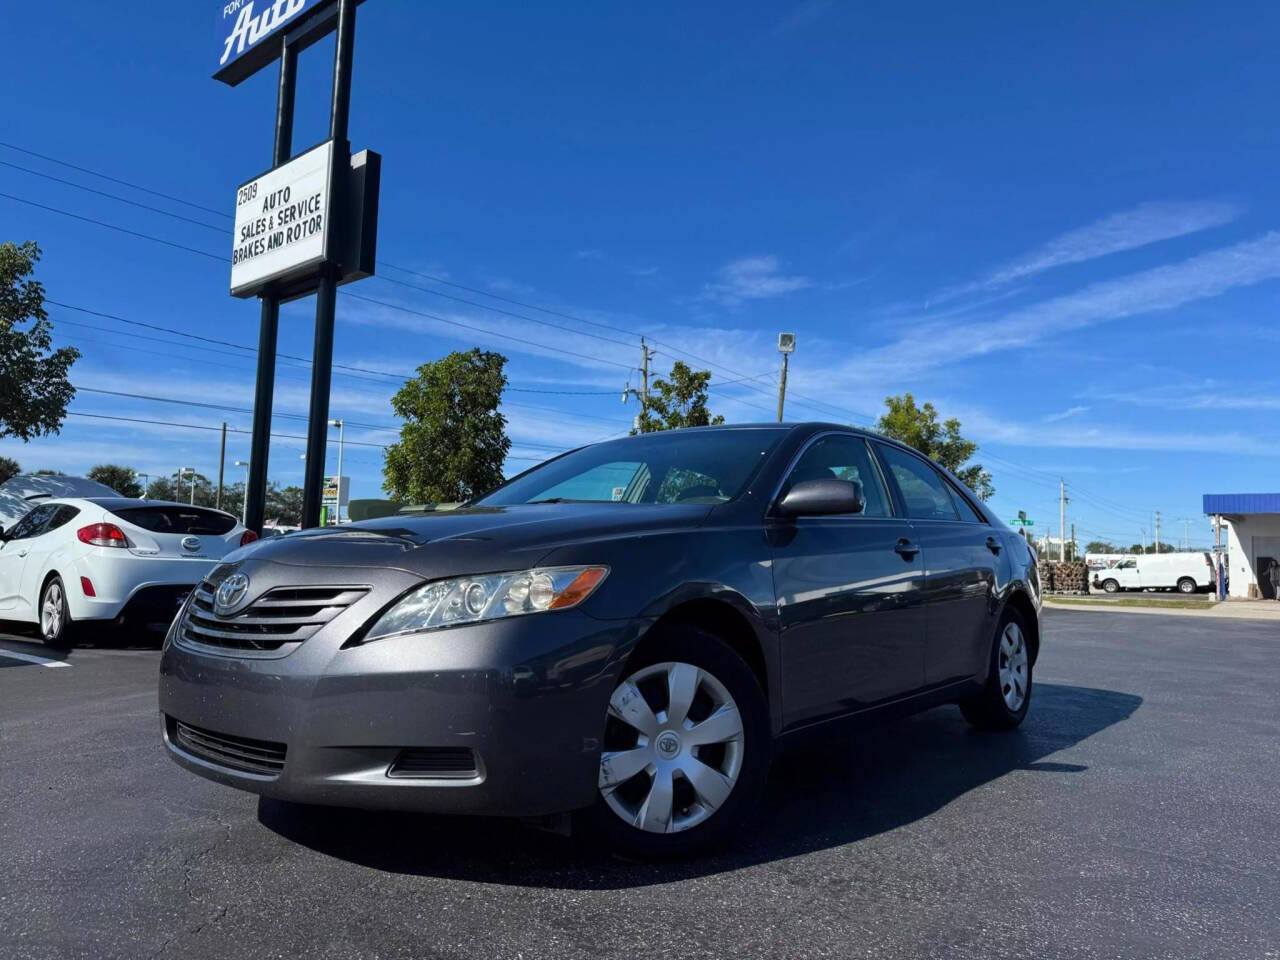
[179,582,368,652]
[169,717,287,776]
[388,747,479,779]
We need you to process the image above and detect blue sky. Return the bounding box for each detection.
[3,0,1278,546]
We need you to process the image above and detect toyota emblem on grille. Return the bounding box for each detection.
[214,573,251,616]
[181,536,201,552]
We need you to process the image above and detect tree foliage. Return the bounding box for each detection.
[383,349,511,503]
[87,464,142,498]
[0,242,80,440]
[0,456,20,485]
[876,393,994,500]
[1085,540,1117,555]
[634,361,725,434]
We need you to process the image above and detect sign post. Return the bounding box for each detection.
[218,0,377,532]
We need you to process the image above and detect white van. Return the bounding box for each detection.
[1091,553,1214,594]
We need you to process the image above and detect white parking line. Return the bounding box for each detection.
[0,648,71,668]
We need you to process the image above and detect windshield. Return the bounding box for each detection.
[476,428,787,506]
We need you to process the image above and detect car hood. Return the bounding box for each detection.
[226,502,715,578]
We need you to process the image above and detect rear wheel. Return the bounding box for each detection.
[588,624,769,859]
[960,608,1032,731]
[1177,577,1196,594]
[39,576,75,649]
[1101,579,1120,594]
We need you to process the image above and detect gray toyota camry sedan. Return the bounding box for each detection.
[160,423,1041,858]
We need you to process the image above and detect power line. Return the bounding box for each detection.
[0,140,232,219]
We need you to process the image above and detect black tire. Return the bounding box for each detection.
[39,575,75,649]
[1177,578,1196,594]
[585,623,770,860]
[1101,579,1120,594]
[959,607,1032,731]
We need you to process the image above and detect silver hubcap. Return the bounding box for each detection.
[41,582,64,639]
[599,661,744,834]
[998,623,1029,711]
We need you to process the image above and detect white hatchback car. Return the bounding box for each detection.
[0,498,257,647]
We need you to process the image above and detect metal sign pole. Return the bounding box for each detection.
[301,0,356,529]
[244,38,298,535]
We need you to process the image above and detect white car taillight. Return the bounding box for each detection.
[77,523,129,548]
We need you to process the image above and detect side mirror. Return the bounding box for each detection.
[0,526,7,543]
[776,478,865,518]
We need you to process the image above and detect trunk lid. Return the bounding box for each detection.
[106,504,244,561]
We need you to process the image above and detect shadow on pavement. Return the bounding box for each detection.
[257,682,1141,887]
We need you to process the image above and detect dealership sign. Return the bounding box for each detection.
[230,140,334,298]
[215,0,369,85]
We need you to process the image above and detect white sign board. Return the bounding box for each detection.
[230,140,334,297]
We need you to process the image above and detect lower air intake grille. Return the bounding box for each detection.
[388,747,478,779]
[170,717,287,776]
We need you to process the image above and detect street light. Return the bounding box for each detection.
[328,419,344,524]
[137,473,149,499]
[179,467,196,505]
[233,461,250,524]
[776,332,795,422]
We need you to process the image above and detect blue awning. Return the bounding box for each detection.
[1203,493,1280,515]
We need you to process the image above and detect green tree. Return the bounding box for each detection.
[266,484,304,526]
[383,349,511,503]
[145,477,180,502]
[1,242,80,440]
[87,464,142,498]
[1085,540,1118,554]
[0,456,20,484]
[634,360,725,434]
[876,393,994,500]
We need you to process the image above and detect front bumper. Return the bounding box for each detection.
[158,574,634,818]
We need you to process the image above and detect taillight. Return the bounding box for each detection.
[77,523,129,547]
[240,530,260,547]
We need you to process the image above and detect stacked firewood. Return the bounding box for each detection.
[1038,560,1090,594]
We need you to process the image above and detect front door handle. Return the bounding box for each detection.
[986,536,1002,555]
[17,549,28,558]
[894,538,920,559]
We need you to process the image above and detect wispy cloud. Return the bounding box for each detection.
[703,255,811,306]
[985,200,1241,287]
[854,231,1280,380]
[774,0,835,34]
[1044,405,1090,423]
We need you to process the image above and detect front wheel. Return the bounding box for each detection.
[39,576,75,649]
[960,609,1032,731]
[1101,579,1120,594]
[588,624,770,859]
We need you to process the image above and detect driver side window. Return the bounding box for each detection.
[781,435,892,518]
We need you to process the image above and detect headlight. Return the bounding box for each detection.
[363,565,609,642]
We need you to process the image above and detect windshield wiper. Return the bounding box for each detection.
[527,497,627,505]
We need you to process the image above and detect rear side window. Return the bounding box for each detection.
[6,503,56,540]
[875,444,959,521]
[47,505,81,533]
[781,435,893,518]
[111,507,236,535]
[946,483,986,524]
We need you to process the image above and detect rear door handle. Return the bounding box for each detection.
[986,536,1002,555]
[894,538,920,559]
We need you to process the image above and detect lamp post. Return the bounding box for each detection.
[137,474,149,499]
[776,333,795,422]
[328,419,344,523]
[179,467,196,505]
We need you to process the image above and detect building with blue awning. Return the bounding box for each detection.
[1203,493,1280,599]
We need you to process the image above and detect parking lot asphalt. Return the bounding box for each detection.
[2,609,1277,960]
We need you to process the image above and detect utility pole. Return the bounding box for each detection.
[1059,480,1068,562]
[1154,510,1161,554]
[216,422,227,511]
[625,340,657,432]
[776,332,796,422]
[1184,518,1190,551]
[1071,522,1076,562]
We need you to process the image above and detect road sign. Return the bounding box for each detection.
[230,141,334,298]
[1010,518,1035,527]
